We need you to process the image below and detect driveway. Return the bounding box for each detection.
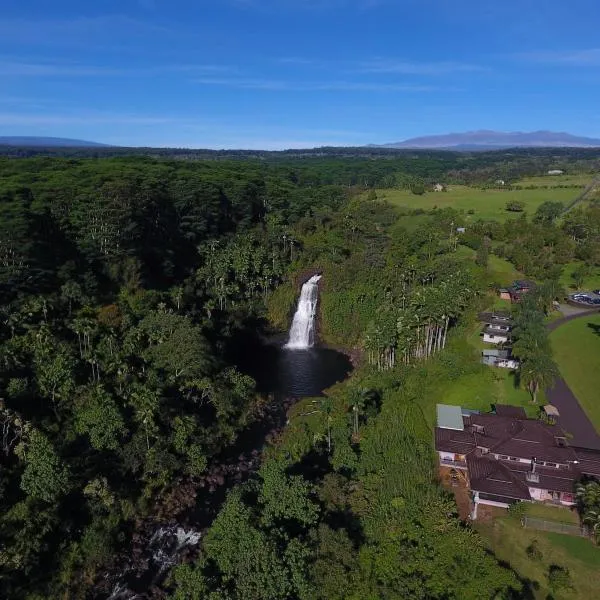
[546,308,600,450]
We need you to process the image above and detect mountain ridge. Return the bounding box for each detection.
[375,130,600,150]
[0,136,109,147]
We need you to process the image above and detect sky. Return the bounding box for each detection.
[1,0,600,149]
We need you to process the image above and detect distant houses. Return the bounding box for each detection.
[547,169,564,175]
[433,183,445,192]
[498,279,536,303]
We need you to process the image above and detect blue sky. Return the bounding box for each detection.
[1,0,599,148]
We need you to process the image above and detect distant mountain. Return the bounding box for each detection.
[375,130,600,150]
[0,136,108,147]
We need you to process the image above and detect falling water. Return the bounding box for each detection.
[105,526,201,600]
[286,275,321,349]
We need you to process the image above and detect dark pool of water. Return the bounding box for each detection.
[239,340,353,398]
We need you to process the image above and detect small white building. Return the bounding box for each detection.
[547,169,564,175]
[433,183,444,192]
[482,349,519,369]
[482,327,510,345]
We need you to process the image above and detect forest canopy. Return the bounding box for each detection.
[1,151,599,599]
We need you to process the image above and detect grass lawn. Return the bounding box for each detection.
[476,515,600,600]
[560,262,600,292]
[550,314,600,431]
[525,503,580,525]
[456,244,523,288]
[488,255,524,286]
[377,185,578,222]
[517,174,593,187]
[441,365,540,417]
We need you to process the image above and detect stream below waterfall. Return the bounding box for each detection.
[100,276,352,599]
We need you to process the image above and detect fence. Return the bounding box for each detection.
[521,516,589,538]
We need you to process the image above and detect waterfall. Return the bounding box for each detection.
[286,275,321,349]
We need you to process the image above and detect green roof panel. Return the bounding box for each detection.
[437,404,464,431]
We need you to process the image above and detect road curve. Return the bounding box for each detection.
[546,309,600,450]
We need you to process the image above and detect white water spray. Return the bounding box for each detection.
[286,275,321,349]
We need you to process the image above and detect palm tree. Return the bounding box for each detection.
[318,398,334,454]
[576,481,600,512]
[519,352,559,403]
[583,510,600,540]
[350,388,367,440]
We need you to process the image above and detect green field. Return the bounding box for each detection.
[518,174,593,187]
[476,515,600,600]
[550,314,600,431]
[560,262,600,292]
[377,185,579,221]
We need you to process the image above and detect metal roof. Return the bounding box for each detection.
[437,404,465,431]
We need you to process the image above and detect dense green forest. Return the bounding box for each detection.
[1,153,600,599]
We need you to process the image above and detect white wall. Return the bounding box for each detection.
[483,333,508,344]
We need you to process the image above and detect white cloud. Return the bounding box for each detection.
[357,58,488,75]
[0,112,177,126]
[193,77,435,92]
[0,60,231,78]
[518,49,600,66]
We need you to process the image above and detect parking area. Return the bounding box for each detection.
[568,290,600,308]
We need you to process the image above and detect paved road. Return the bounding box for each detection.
[546,308,600,450]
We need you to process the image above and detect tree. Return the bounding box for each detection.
[33,336,76,418]
[571,263,591,289]
[519,352,559,403]
[547,564,572,592]
[318,397,334,454]
[533,201,564,224]
[128,384,160,451]
[202,491,297,600]
[475,237,490,268]
[74,386,127,451]
[410,182,426,196]
[19,430,70,503]
[135,312,213,382]
[259,460,320,528]
[505,200,525,212]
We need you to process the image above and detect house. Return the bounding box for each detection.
[498,280,536,303]
[548,169,564,176]
[435,404,600,518]
[456,227,466,234]
[514,280,535,293]
[482,328,510,344]
[496,179,505,186]
[481,349,519,369]
[479,311,512,345]
[433,183,445,192]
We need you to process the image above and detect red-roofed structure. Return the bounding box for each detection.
[435,404,600,518]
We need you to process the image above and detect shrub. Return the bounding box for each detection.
[525,539,543,561]
[505,200,525,212]
[547,564,572,592]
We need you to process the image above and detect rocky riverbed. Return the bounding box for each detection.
[98,395,296,600]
